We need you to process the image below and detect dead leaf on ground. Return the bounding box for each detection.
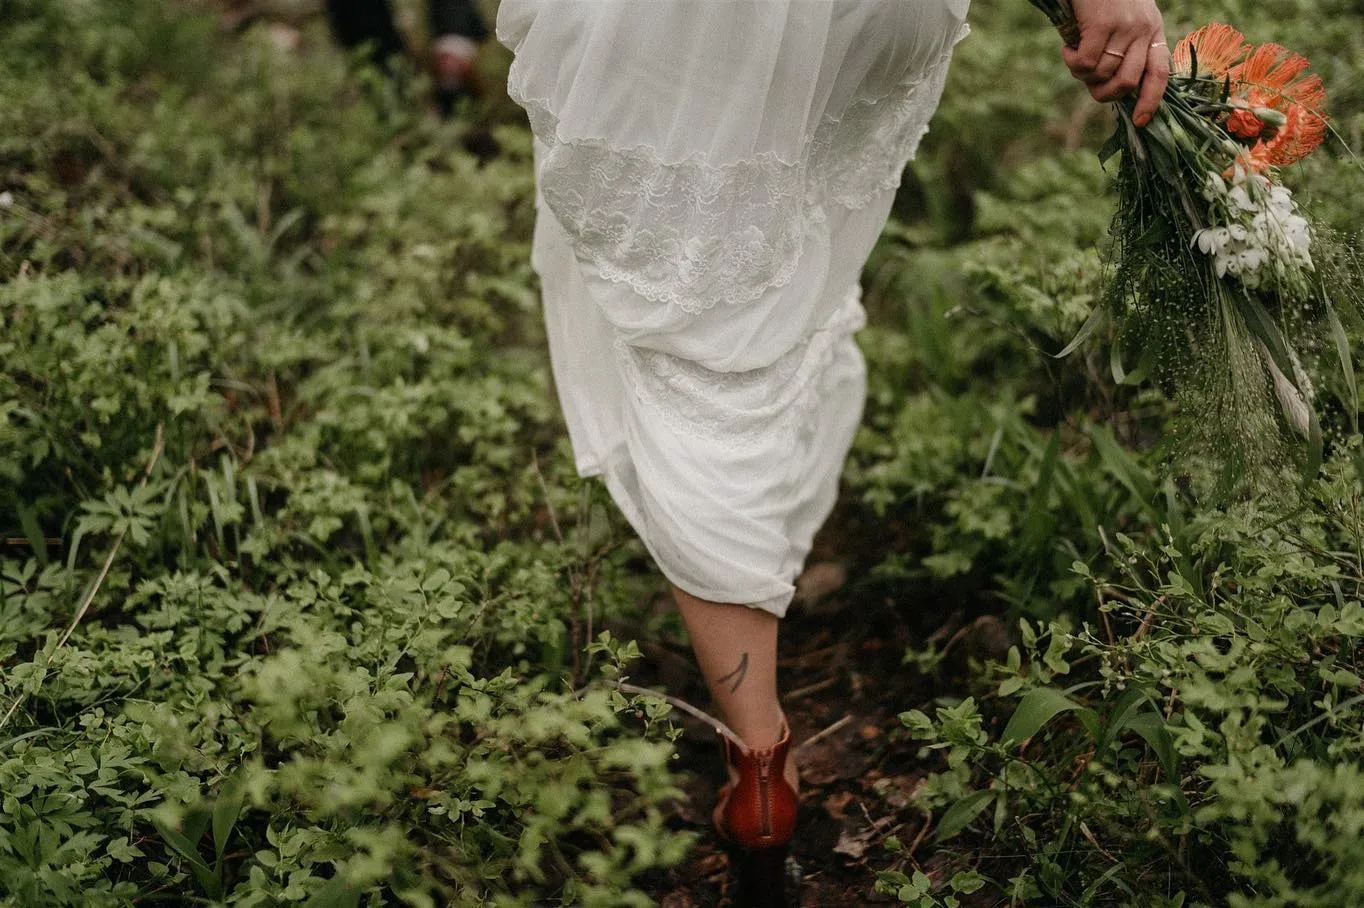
[961,614,1012,659]
[797,730,866,786]
[833,824,877,862]
[661,893,699,908]
[822,790,857,820]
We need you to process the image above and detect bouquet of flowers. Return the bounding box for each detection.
[1029,1,1361,491]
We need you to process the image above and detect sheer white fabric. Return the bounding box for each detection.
[498,0,969,617]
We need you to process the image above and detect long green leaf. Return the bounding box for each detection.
[1123,711,1190,816]
[1096,686,1149,758]
[1002,687,1096,747]
[1327,301,1358,431]
[1054,305,1105,359]
[1089,424,1157,514]
[1019,431,1061,555]
[0,728,55,753]
[212,772,246,862]
[1239,292,1296,385]
[1080,861,1138,901]
[1123,711,1179,785]
[1109,339,1128,386]
[152,819,211,873]
[1302,396,1324,487]
[17,506,48,566]
[1110,337,1151,386]
[934,790,996,842]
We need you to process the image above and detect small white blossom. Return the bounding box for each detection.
[1203,172,1228,202]
[1192,168,1314,289]
[1194,227,1226,254]
[1227,185,1258,212]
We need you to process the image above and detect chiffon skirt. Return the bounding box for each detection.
[497,0,969,617]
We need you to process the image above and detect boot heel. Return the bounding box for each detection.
[733,844,789,908]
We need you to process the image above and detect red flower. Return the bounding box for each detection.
[1226,108,1266,139]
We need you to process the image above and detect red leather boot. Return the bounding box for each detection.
[713,719,798,907]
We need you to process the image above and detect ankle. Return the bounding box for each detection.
[727,707,787,751]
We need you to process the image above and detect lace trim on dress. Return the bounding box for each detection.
[509,23,969,316]
[532,138,807,314]
[810,25,968,210]
[616,290,867,451]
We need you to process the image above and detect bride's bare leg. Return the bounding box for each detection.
[672,584,785,748]
[672,585,800,797]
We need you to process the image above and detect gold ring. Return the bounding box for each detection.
[1103,49,1127,58]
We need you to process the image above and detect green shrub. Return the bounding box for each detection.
[1,3,685,904]
[7,0,1364,904]
[880,449,1364,905]
[861,0,1364,903]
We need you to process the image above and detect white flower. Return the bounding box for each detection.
[1194,168,1315,286]
[1193,227,1231,254]
[1228,185,1258,212]
[1203,172,1229,202]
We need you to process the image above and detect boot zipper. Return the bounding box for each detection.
[757,753,772,837]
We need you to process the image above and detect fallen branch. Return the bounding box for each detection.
[795,713,854,753]
[787,675,840,700]
[610,681,745,750]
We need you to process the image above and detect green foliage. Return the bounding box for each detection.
[6,0,1364,904]
[890,456,1364,905]
[859,0,1364,903]
[1,2,681,904]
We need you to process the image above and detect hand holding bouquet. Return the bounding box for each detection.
[1031,0,1359,492]
[1049,0,1171,128]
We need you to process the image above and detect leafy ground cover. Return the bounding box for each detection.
[4,0,1364,905]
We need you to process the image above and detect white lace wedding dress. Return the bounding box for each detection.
[497,0,969,617]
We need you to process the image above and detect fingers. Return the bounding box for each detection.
[1131,42,1171,126]
[1086,46,1127,86]
[1061,0,1170,126]
[1087,34,1147,103]
[1063,0,1149,81]
[1061,30,1120,84]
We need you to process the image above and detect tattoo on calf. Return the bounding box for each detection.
[714,652,749,693]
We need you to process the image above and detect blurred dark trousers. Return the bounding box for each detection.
[428,0,488,42]
[324,0,488,62]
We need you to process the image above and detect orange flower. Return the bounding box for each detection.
[1233,43,1327,112]
[1173,23,1250,77]
[1226,108,1265,139]
[1237,103,1329,172]
[1230,42,1328,170]
[1231,43,1327,118]
[1176,25,1330,173]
